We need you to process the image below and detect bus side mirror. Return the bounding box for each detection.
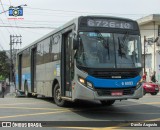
[73,38,79,50]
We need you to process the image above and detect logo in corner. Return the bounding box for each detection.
[9,6,23,17]
[8,6,24,20]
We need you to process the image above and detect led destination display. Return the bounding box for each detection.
[87,19,134,29]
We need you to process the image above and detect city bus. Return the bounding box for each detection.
[16,16,143,106]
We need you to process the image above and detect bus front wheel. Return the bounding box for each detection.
[54,84,67,107]
[100,100,115,106]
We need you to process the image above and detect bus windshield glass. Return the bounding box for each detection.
[76,31,141,68]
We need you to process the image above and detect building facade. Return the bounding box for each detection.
[137,14,160,83]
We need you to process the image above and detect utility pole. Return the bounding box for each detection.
[144,36,146,73]
[10,35,22,83]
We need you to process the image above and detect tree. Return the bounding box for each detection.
[0,51,10,79]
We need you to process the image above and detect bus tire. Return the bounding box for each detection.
[54,83,67,107]
[100,100,115,106]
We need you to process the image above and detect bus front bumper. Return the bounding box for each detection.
[74,82,143,101]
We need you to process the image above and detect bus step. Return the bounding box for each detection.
[61,97,72,101]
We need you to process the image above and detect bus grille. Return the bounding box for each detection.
[95,87,135,96]
[90,71,138,79]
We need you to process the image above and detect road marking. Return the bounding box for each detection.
[145,95,160,97]
[143,102,160,105]
[0,106,93,112]
[0,101,159,115]
[0,102,48,106]
[0,110,70,119]
[116,101,160,107]
[0,106,159,115]
[93,109,160,115]
[0,106,65,111]
[146,117,160,121]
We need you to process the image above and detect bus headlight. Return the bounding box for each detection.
[78,76,94,89]
[79,77,86,85]
[87,82,93,89]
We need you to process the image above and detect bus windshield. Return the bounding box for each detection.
[76,31,141,68]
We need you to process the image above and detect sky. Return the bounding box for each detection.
[0,0,160,50]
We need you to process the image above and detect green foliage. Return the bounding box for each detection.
[0,51,10,79]
[0,75,5,80]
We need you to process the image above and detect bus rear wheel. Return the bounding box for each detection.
[100,100,115,106]
[54,84,67,107]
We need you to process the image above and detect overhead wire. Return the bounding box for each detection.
[0,25,57,29]
[0,0,16,34]
[0,0,12,52]
[20,28,45,35]
[0,29,8,43]
[25,6,148,16]
[0,25,158,31]
[1,3,152,18]
[23,7,145,19]
[0,16,11,34]
[0,16,11,51]
[1,21,61,27]
[0,2,157,51]
[8,0,21,35]
[1,19,66,24]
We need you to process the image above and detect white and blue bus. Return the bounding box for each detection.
[16,16,143,106]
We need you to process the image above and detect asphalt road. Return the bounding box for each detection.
[0,92,160,129]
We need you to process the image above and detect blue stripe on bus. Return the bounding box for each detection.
[86,75,141,88]
[15,73,31,88]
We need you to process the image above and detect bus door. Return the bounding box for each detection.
[31,47,36,92]
[18,54,22,90]
[61,31,74,97]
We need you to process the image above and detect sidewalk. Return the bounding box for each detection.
[0,83,16,98]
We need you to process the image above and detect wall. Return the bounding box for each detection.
[139,22,159,82]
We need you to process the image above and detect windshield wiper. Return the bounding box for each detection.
[94,30,110,60]
[118,37,127,59]
[118,31,129,59]
[122,31,129,44]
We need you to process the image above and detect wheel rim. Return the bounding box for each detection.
[55,88,61,101]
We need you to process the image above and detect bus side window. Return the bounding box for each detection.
[51,35,60,61]
[43,38,51,63]
[36,42,44,65]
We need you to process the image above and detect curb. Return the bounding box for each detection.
[5,92,16,98]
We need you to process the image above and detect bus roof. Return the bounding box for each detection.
[17,17,78,53]
[17,15,136,53]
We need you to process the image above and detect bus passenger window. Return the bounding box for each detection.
[43,38,50,63]
[50,35,60,61]
[36,42,44,65]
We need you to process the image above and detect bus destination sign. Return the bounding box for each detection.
[87,19,134,29]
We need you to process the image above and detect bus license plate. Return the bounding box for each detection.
[111,91,123,96]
